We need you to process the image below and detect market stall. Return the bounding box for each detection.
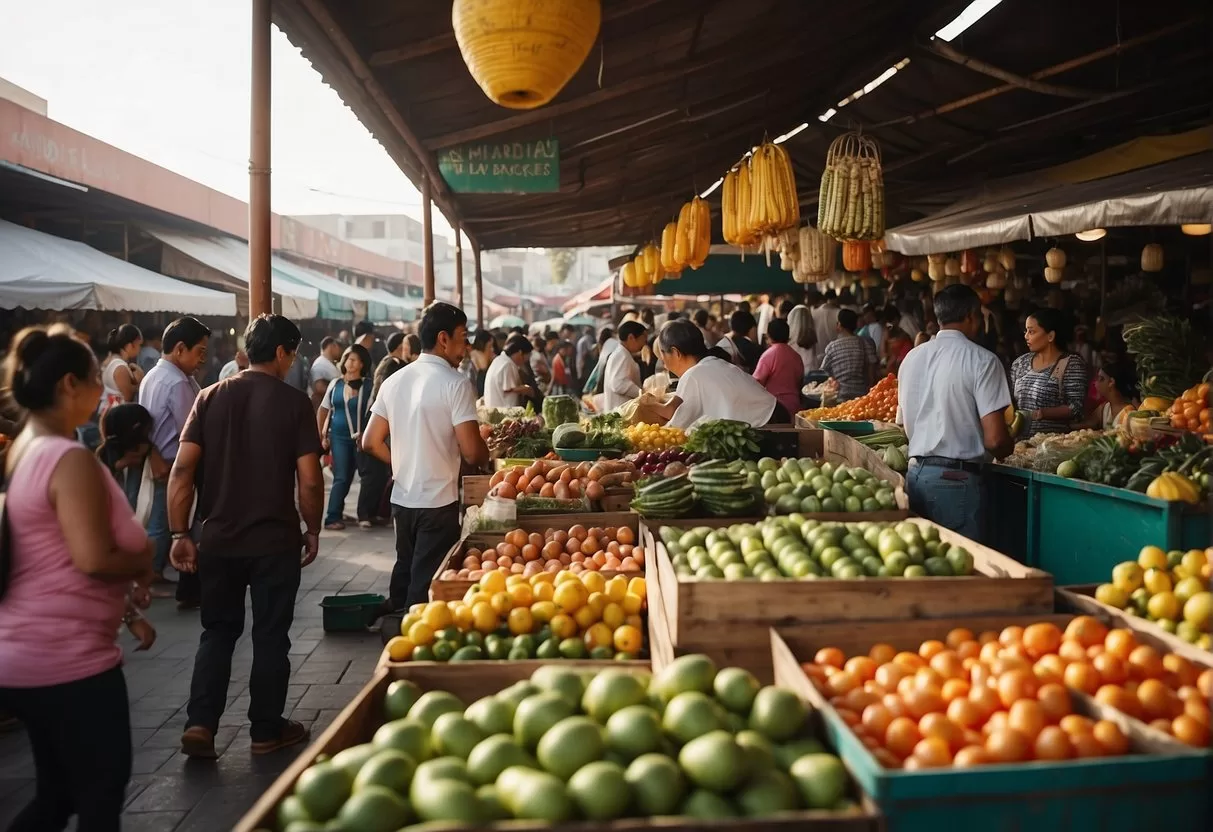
[233,1,1213,829]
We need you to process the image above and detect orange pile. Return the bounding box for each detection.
[1169,382,1210,435]
[441,524,645,582]
[802,373,898,422]
[802,618,1212,770]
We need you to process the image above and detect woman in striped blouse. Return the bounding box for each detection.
[1010,308,1089,436]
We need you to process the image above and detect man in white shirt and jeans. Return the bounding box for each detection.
[897,284,1014,539]
[362,302,490,614]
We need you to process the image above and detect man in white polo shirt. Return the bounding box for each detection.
[361,302,489,613]
[897,284,1014,539]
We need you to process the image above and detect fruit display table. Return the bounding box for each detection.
[236,659,883,831]
[645,517,1053,682]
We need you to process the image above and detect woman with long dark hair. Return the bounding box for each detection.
[318,344,373,529]
[1011,308,1090,436]
[0,325,153,830]
[98,324,143,416]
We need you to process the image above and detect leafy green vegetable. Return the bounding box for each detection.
[684,419,762,460]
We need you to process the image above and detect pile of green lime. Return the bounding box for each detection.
[273,655,861,830]
[663,517,976,580]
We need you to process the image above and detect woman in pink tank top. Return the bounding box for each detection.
[0,326,153,832]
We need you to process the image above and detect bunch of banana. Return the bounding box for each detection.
[671,197,710,271]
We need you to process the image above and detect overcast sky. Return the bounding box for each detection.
[0,0,457,236]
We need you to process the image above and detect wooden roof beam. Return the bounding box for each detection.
[884,18,1199,127]
[421,36,808,151]
[923,39,1103,99]
[367,0,671,67]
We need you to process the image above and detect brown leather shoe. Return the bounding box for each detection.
[251,719,309,755]
[180,725,217,759]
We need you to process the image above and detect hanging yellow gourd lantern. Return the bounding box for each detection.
[1140,243,1164,273]
[1045,247,1066,269]
[452,0,601,110]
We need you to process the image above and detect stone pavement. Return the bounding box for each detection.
[0,524,396,832]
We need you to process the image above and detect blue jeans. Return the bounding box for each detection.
[907,462,982,540]
[325,436,358,525]
[147,478,171,574]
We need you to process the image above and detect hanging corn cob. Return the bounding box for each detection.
[673,202,693,269]
[721,168,740,247]
[777,229,799,272]
[621,260,638,288]
[817,132,884,241]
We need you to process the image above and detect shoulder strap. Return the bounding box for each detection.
[1050,355,1071,384]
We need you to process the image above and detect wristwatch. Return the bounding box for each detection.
[171,531,190,540]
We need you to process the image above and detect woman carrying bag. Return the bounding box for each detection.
[318,344,374,530]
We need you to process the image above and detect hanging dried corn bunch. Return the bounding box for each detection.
[722,163,758,248]
[798,225,834,280]
[817,132,884,241]
[672,197,711,271]
[744,142,800,245]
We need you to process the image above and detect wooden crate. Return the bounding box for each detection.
[770,625,1211,832]
[432,513,643,601]
[1057,586,1213,669]
[464,474,635,513]
[646,517,1053,648]
[237,661,881,832]
[821,428,905,490]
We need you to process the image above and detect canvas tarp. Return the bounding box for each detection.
[0,218,236,315]
[143,226,319,319]
[885,150,1213,256]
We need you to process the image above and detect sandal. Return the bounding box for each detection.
[358,520,373,530]
[325,521,346,531]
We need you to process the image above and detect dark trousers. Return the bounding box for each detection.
[186,551,301,742]
[0,665,130,832]
[357,454,391,521]
[390,502,460,609]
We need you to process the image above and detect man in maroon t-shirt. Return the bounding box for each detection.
[168,314,325,759]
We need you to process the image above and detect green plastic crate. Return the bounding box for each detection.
[819,420,877,436]
[1029,472,1211,585]
[320,593,385,632]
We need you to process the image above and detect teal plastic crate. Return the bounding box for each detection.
[819,420,878,436]
[1029,472,1211,585]
[773,631,1211,832]
[320,593,385,632]
[982,464,1031,563]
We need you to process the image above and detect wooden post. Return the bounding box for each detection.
[474,243,484,330]
[422,173,435,306]
[454,223,464,310]
[248,0,273,318]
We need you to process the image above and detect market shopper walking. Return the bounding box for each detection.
[139,317,209,602]
[898,285,1014,539]
[310,336,342,408]
[362,302,489,613]
[318,345,374,530]
[98,324,144,416]
[0,325,153,832]
[820,309,878,402]
[169,314,324,760]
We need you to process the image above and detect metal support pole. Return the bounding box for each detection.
[454,223,464,310]
[474,244,484,330]
[422,173,435,306]
[248,0,273,318]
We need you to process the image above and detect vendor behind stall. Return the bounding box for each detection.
[1011,308,1090,436]
[483,334,534,409]
[651,319,786,429]
[602,321,647,411]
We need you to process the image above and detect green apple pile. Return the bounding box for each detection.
[271,655,862,831]
[661,517,976,580]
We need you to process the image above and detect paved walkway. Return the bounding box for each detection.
[0,524,395,832]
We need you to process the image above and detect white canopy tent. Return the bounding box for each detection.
[0,218,236,315]
[143,226,319,319]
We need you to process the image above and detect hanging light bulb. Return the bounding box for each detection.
[1180,223,1212,237]
[1075,228,1106,242]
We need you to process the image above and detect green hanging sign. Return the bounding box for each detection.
[437,138,560,194]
